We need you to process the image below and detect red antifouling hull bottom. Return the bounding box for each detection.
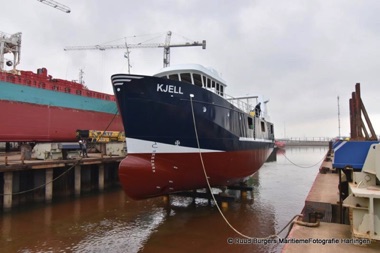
[119,149,271,200]
[0,101,123,142]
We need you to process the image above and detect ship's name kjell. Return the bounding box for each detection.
[157,84,183,94]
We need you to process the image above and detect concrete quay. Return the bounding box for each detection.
[282,150,380,252]
[0,151,124,211]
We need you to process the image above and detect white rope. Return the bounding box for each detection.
[189,95,289,240]
[282,153,325,168]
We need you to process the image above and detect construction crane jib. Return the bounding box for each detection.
[64,31,206,69]
[36,0,71,13]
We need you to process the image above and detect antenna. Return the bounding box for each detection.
[123,38,131,74]
[79,69,84,85]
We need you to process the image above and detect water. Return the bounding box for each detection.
[0,146,328,253]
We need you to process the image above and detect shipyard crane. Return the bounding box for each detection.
[36,0,71,13]
[64,31,206,71]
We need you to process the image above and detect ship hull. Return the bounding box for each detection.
[0,100,123,142]
[112,72,274,200]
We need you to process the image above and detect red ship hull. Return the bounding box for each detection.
[119,149,271,200]
[0,100,123,142]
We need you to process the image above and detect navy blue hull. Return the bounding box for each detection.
[112,75,274,151]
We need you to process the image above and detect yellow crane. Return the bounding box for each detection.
[64,31,206,72]
[36,0,71,13]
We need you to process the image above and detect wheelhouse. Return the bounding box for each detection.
[154,64,227,97]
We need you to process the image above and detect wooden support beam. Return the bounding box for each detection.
[349,83,377,140]
[3,172,13,211]
[75,165,81,197]
[98,164,104,191]
[45,169,53,203]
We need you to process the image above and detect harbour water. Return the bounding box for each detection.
[0,146,328,253]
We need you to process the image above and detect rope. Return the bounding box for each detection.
[189,95,305,240]
[282,153,325,168]
[0,160,81,196]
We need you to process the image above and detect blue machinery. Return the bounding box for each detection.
[333,140,379,170]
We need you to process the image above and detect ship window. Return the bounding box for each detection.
[202,75,206,86]
[169,74,179,81]
[65,87,71,93]
[180,73,192,84]
[270,124,274,134]
[87,91,92,97]
[220,86,224,96]
[207,78,211,88]
[193,74,202,87]
[76,90,82,95]
[248,117,253,129]
[216,83,220,94]
[261,121,266,132]
[160,75,168,79]
[211,80,215,88]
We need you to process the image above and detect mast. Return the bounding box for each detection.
[337,96,341,138]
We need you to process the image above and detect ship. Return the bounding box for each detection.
[0,31,123,142]
[111,63,275,200]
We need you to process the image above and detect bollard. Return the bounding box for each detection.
[162,195,169,205]
[241,190,247,200]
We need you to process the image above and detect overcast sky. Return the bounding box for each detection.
[2,0,380,139]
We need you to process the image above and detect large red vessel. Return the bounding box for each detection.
[0,31,123,142]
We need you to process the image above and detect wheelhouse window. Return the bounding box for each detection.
[207,78,211,88]
[193,73,202,87]
[180,73,192,84]
[169,74,179,81]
